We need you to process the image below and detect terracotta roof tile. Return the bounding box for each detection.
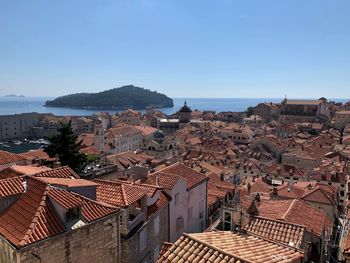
[21,149,55,161]
[146,172,180,190]
[77,195,118,223]
[243,217,305,248]
[0,167,23,179]
[0,177,119,248]
[155,163,208,190]
[276,185,306,199]
[40,178,98,188]
[34,166,80,179]
[143,191,170,219]
[301,187,336,206]
[0,176,24,198]
[258,199,331,237]
[158,231,303,263]
[48,187,82,209]
[94,180,147,207]
[0,150,26,166]
[0,178,64,248]
[6,165,52,176]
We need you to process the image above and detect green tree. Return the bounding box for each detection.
[44,121,87,172]
[246,106,254,117]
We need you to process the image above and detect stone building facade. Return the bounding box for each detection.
[0,214,121,263]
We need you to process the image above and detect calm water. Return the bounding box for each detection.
[0,97,348,116]
[0,142,43,154]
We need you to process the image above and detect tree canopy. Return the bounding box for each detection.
[45,85,173,109]
[44,121,87,172]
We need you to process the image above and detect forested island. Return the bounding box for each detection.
[45,85,174,109]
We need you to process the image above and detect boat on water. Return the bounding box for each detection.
[13,140,23,145]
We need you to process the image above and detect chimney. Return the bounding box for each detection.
[289,168,294,176]
[277,167,281,175]
[22,178,28,193]
[272,187,278,196]
[140,195,147,213]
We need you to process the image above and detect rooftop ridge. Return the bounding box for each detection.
[68,189,118,209]
[301,186,335,205]
[18,184,50,246]
[282,199,296,220]
[253,215,307,229]
[244,230,305,253]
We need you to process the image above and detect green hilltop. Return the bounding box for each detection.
[45,85,174,110]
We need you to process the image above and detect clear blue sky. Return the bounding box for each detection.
[0,0,349,98]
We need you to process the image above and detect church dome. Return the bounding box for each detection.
[179,100,192,113]
[153,130,165,142]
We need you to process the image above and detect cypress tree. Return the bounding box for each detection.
[44,121,87,172]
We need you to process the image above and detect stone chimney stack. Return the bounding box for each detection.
[22,178,28,193]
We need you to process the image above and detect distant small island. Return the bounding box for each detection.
[4,94,25,98]
[45,85,174,110]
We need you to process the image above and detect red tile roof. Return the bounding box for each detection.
[0,176,24,198]
[34,166,80,179]
[0,178,64,248]
[0,150,26,166]
[134,126,158,136]
[301,186,336,206]
[94,180,147,207]
[159,231,303,263]
[0,177,119,248]
[146,172,180,190]
[21,149,55,161]
[48,187,82,209]
[78,133,95,148]
[77,195,117,222]
[7,165,52,176]
[243,216,305,248]
[276,184,306,199]
[143,191,170,219]
[80,146,101,155]
[155,163,208,190]
[40,178,98,188]
[0,167,23,179]
[258,199,331,237]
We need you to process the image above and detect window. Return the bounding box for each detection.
[66,207,79,222]
[139,228,147,251]
[176,216,184,233]
[175,193,180,205]
[340,191,345,197]
[154,215,160,236]
[224,211,232,231]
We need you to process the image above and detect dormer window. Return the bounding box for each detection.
[66,207,79,222]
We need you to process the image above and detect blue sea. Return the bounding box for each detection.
[0,97,348,116]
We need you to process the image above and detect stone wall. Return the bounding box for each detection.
[0,213,120,263]
[122,204,169,263]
